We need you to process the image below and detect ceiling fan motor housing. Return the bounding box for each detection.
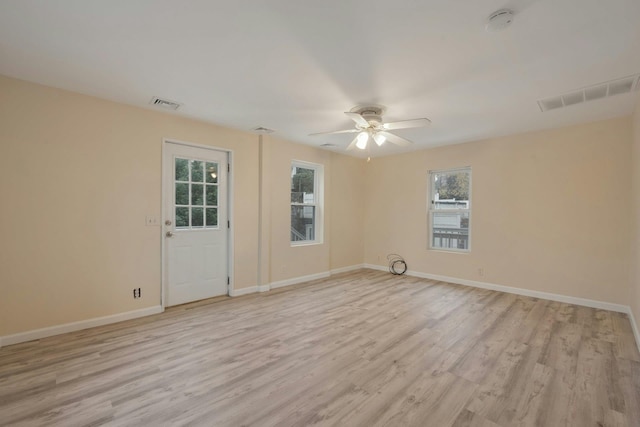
[351,105,385,127]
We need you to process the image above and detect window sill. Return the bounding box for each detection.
[291,241,323,247]
[428,248,470,254]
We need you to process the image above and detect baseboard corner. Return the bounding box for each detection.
[627,307,640,354]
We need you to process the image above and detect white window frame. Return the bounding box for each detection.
[428,167,471,253]
[290,160,324,246]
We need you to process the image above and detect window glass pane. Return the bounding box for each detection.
[175,158,189,181]
[291,166,314,204]
[192,207,204,227]
[191,184,204,205]
[291,205,315,241]
[206,162,218,184]
[175,183,189,205]
[206,185,217,206]
[206,208,217,227]
[432,211,469,250]
[433,171,469,209]
[176,207,189,228]
[191,160,204,182]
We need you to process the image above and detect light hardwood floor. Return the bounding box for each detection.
[1,269,639,426]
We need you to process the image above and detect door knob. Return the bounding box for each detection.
[165,231,174,238]
[165,220,172,226]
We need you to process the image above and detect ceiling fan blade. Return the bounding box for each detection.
[346,136,359,151]
[344,112,370,128]
[382,118,431,130]
[309,129,359,136]
[379,131,412,147]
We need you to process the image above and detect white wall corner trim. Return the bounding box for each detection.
[0,306,164,348]
[363,264,630,313]
[627,307,640,354]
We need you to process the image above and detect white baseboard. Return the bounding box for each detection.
[363,264,629,313]
[627,307,640,354]
[229,265,365,298]
[0,305,164,348]
[330,264,366,275]
[229,286,258,297]
[270,271,331,290]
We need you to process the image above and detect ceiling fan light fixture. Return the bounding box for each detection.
[356,131,369,149]
[373,133,386,146]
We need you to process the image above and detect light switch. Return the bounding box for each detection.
[145,215,159,226]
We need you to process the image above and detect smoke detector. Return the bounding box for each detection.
[486,9,514,32]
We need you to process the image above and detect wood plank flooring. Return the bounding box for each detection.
[1,269,639,426]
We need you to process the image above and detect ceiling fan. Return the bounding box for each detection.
[310,105,431,150]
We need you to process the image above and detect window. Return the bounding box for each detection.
[174,157,219,229]
[291,161,323,244]
[429,167,471,251]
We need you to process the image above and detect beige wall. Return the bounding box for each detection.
[1,72,637,340]
[364,117,632,305]
[0,75,367,337]
[255,137,366,284]
[329,153,366,271]
[631,94,640,333]
[0,75,260,335]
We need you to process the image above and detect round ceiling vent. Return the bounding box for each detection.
[485,9,514,32]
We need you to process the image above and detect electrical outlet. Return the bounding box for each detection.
[145,216,159,226]
[133,288,141,299]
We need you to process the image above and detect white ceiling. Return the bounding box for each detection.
[1,0,639,157]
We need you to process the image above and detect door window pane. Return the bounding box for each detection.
[206,208,218,227]
[175,183,189,205]
[206,185,217,206]
[206,162,218,184]
[191,184,204,205]
[192,207,204,227]
[191,160,204,182]
[175,158,189,181]
[176,207,189,228]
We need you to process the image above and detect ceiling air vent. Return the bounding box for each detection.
[149,97,182,110]
[537,73,640,112]
[320,143,336,147]
[252,126,275,134]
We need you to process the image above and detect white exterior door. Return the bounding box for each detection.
[163,141,228,306]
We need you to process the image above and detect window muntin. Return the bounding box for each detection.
[174,157,219,229]
[291,161,323,244]
[429,168,471,251]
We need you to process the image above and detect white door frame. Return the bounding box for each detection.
[161,138,234,308]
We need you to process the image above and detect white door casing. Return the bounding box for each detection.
[162,141,229,306]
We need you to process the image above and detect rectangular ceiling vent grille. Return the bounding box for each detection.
[538,73,640,112]
[149,97,182,110]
